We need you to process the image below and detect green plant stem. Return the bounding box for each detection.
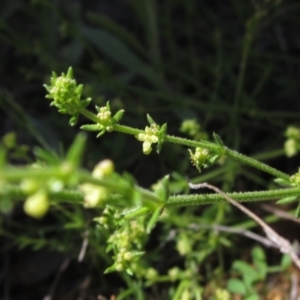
[80,108,289,180]
[3,165,298,207]
[144,0,164,85]
[166,187,300,207]
[0,167,162,206]
[81,108,144,135]
[164,135,290,181]
[252,148,285,161]
[79,171,162,206]
[80,108,105,124]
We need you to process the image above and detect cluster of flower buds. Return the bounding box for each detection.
[95,206,146,275]
[44,67,91,126]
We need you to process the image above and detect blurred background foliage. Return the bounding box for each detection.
[1,0,300,299]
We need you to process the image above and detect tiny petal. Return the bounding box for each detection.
[143,141,152,154]
[150,135,159,143]
[136,133,147,142]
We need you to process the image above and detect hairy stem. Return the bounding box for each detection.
[166,187,300,207]
[80,109,289,180]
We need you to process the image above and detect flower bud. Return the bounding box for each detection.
[92,159,114,178]
[24,191,49,219]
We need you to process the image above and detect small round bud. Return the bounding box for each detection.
[145,268,158,280]
[92,159,114,178]
[116,263,123,271]
[124,252,132,261]
[285,139,298,157]
[81,185,108,208]
[21,179,40,195]
[168,267,180,281]
[24,191,49,219]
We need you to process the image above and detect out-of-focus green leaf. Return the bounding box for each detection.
[227,278,247,295]
[81,25,159,86]
[86,12,146,55]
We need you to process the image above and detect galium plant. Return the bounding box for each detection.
[1,67,300,277]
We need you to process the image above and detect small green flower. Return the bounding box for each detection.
[188,146,221,172]
[136,124,159,154]
[290,169,300,187]
[188,147,209,172]
[97,106,111,122]
[80,102,125,137]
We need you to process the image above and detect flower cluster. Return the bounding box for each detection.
[108,219,145,273]
[290,169,300,187]
[136,124,159,154]
[135,114,167,155]
[44,67,91,126]
[188,147,210,172]
[81,102,125,137]
[188,146,221,172]
[95,206,147,275]
[95,103,117,134]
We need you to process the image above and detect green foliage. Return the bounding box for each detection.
[227,246,291,299]
[2,0,300,298]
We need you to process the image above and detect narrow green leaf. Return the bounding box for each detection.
[69,115,79,126]
[155,175,170,202]
[146,114,156,125]
[213,132,224,146]
[113,109,125,123]
[126,268,133,276]
[122,206,150,220]
[276,196,298,205]
[104,264,117,274]
[34,147,61,165]
[146,207,162,233]
[274,178,292,186]
[157,123,167,153]
[80,124,101,131]
[96,131,106,138]
[65,133,86,168]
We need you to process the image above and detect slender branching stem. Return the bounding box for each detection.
[80,108,290,181]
